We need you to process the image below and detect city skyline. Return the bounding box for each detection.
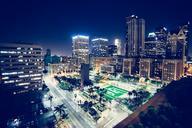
[1,1,192,127]
[0,0,191,56]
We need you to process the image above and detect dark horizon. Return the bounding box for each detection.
[0,0,191,56]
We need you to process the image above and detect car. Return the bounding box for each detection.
[97,104,106,112]
[93,114,100,121]
[88,108,97,116]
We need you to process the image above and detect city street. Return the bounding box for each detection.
[44,74,96,128]
[43,74,133,128]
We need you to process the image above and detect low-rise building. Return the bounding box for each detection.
[123,58,139,76]
[162,59,183,82]
[139,58,151,78]
[92,57,115,73]
[100,64,115,74]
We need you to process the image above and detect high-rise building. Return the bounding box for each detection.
[72,35,89,68]
[155,27,168,43]
[80,64,89,86]
[51,55,61,64]
[166,24,189,60]
[0,43,43,94]
[46,49,51,56]
[44,49,52,66]
[108,44,117,56]
[126,15,145,57]
[91,38,108,57]
[114,39,123,56]
[144,32,166,58]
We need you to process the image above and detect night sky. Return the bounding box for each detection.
[0,0,191,56]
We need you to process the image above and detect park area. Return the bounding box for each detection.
[104,85,128,100]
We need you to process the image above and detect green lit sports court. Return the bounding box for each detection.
[104,85,128,100]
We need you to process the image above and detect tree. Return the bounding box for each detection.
[98,88,107,103]
[54,104,67,116]
[48,95,53,106]
[128,91,133,98]
[88,87,94,98]
[132,90,137,97]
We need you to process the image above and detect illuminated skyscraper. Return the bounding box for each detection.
[166,24,189,60]
[72,35,89,68]
[108,44,117,56]
[126,15,145,57]
[0,42,43,94]
[114,39,123,55]
[144,32,166,58]
[91,38,108,57]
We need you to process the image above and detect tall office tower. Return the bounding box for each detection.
[108,44,117,56]
[44,49,52,66]
[46,49,51,56]
[144,32,166,58]
[162,59,183,82]
[91,38,109,57]
[126,15,145,57]
[0,43,43,94]
[80,64,89,87]
[114,39,123,55]
[166,23,189,60]
[155,27,168,43]
[72,35,89,68]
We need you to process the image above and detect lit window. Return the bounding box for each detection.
[30,74,41,77]
[4,80,14,84]
[19,75,29,78]
[18,55,23,58]
[31,77,41,80]
[18,71,24,74]
[0,51,17,54]
[2,72,17,75]
[2,77,9,80]
[18,82,30,86]
[18,59,23,62]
